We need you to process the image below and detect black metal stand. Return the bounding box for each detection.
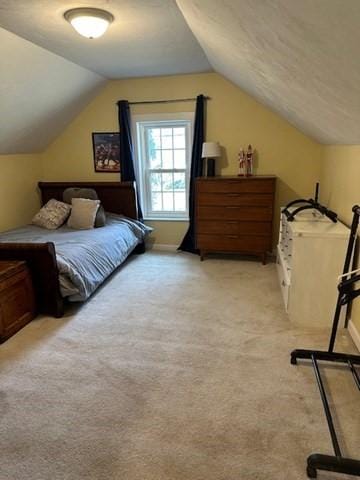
[291,205,360,478]
[282,182,338,223]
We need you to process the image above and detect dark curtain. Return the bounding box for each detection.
[117,100,143,220]
[178,94,205,253]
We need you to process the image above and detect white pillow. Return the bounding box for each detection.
[67,198,100,230]
[32,199,71,230]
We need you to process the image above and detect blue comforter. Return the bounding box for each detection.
[0,214,151,301]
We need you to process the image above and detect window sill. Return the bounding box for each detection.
[144,217,189,222]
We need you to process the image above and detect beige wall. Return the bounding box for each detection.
[320,146,360,224]
[41,72,322,245]
[320,145,360,332]
[0,154,42,231]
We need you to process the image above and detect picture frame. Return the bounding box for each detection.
[92,132,120,173]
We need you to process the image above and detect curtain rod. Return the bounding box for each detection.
[127,96,210,105]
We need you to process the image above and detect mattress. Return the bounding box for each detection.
[0,214,151,301]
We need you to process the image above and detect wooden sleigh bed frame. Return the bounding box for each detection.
[0,181,142,318]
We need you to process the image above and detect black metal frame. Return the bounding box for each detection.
[282,182,338,223]
[291,205,360,478]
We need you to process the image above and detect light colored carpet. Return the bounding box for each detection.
[0,251,359,480]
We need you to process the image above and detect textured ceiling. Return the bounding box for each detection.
[0,0,211,78]
[177,0,360,144]
[1,0,360,151]
[0,27,105,153]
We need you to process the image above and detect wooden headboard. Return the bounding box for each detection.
[38,181,139,220]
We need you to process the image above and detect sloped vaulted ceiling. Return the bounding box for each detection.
[176,0,360,144]
[0,0,211,79]
[0,27,105,154]
[1,0,360,150]
[0,0,210,154]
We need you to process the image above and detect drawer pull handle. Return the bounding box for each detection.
[227,221,237,224]
[282,280,286,287]
[226,235,238,239]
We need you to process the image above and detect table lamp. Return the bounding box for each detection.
[201,142,221,177]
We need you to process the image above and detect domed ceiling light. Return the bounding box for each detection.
[64,8,114,39]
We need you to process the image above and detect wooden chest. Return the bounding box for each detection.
[195,176,276,263]
[0,261,36,343]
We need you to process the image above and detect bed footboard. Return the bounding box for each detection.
[0,242,64,318]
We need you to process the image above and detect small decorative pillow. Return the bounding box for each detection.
[32,199,71,230]
[67,198,100,230]
[63,188,106,228]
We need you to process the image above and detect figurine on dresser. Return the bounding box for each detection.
[238,145,254,177]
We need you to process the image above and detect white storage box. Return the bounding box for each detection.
[277,209,349,327]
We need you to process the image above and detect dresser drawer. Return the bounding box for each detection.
[197,205,273,221]
[276,251,290,311]
[198,192,273,207]
[197,179,275,194]
[197,220,272,236]
[197,234,270,253]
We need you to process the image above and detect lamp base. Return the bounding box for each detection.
[207,158,215,177]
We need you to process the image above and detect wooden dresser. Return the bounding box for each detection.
[195,176,276,263]
[0,261,36,343]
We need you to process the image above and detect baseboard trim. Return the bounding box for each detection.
[150,244,178,252]
[348,319,360,352]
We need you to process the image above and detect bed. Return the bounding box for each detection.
[0,181,148,318]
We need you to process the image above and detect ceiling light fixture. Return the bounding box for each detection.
[64,8,114,39]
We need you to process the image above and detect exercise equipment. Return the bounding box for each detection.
[282,182,338,223]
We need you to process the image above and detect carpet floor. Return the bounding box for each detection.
[0,251,359,480]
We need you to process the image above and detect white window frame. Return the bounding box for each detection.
[132,112,194,221]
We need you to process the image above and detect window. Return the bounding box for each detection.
[134,114,193,220]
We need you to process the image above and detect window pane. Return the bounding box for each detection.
[174,149,186,169]
[150,172,161,191]
[161,128,172,136]
[151,192,162,211]
[173,127,185,136]
[161,132,173,149]
[162,173,173,192]
[163,192,174,211]
[173,134,185,149]
[174,192,186,211]
[150,149,161,168]
[148,129,161,149]
[162,150,173,169]
[150,128,160,137]
[173,172,185,190]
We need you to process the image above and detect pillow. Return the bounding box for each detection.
[63,188,106,228]
[67,198,100,230]
[32,199,71,230]
[63,187,98,203]
[94,205,106,228]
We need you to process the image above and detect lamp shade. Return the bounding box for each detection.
[64,8,114,39]
[201,142,221,158]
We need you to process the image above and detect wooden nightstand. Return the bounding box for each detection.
[0,261,36,343]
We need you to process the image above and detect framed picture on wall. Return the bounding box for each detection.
[92,132,120,173]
